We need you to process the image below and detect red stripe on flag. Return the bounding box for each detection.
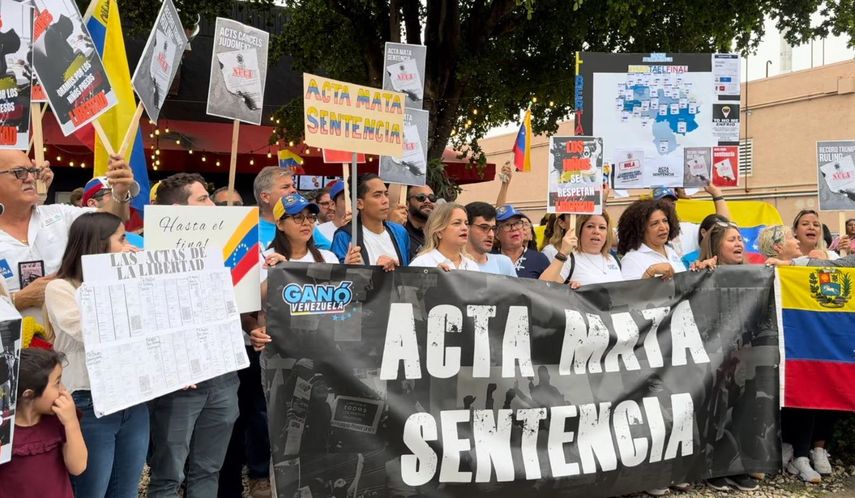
[231,243,259,285]
[785,360,855,412]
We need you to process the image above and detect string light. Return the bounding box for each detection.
[154,129,160,136]
[155,149,160,156]
[175,139,181,145]
[150,154,155,160]
[56,155,61,161]
[153,165,158,171]
[472,109,478,115]
[289,141,294,147]
[216,160,221,167]
[149,133,154,138]
[42,146,47,152]
[188,149,194,155]
[201,156,207,162]
[164,128,170,134]
[249,159,255,166]
[532,96,538,103]
[549,101,555,107]
[155,160,161,166]
[267,152,272,158]
[69,161,75,167]
[80,162,86,168]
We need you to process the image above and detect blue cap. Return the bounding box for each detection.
[273,193,320,220]
[496,204,526,222]
[329,181,345,201]
[652,187,678,201]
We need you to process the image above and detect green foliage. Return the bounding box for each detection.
[112,0,854,194]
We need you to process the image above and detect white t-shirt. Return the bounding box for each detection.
[560,252,624,286]
[0,204,94,320]
[362,226,399,265]
[260,248,339,281]
[541,243,559,263]
[316,221,337,243]
[620,243,687,281]
[672,221,700,259]
[410,249,480,271]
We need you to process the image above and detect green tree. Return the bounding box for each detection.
[107,0,855,190]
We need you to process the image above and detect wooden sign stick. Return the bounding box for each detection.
[31,104,47,195]
[227,119,240,206]
[91,119,116,157]
[839,211,849,256]
[118,102,145,157]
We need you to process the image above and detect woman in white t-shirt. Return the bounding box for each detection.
[410,203,480,271]
[792,209,844,260]
[540,213,622,287]
[252,194,360,351]
[617,199,688,281]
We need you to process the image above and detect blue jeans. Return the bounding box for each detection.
[70,390,149,498]
[147,374,240,498]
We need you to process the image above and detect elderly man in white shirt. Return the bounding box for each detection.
[0,149,135,320]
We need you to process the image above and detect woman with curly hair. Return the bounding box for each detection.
[617,199,686,281]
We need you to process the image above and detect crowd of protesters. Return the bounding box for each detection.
[0,148,851,497]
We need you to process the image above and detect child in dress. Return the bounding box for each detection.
[0,348,87,498]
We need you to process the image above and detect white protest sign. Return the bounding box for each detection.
[143,206,261,312]
[79,248,248,417]
[131,0,187,123]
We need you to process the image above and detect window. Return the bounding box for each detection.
[739,139,753,176]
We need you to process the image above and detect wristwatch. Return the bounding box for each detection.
[555,252,568,262]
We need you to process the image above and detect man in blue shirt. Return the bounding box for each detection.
[464,202,516,277]
[253,166,330,250]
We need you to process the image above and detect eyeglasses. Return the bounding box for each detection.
[285,213,318,224]
[521,220,532,228]
[408,193,437,203]
[498,221,524,232]
[0,167,40,180]
[317,200,334,207]
[473,223,497,233]
[215,201,244,206]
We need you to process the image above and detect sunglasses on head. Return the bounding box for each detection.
[408,193,437,203]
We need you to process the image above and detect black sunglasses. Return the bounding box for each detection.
[408,193,437,203]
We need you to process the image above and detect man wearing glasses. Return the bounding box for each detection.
[464,202,517,277]
[0,150,135,320]
[314,187,335,224]
[403,185,436,259]
[494,204,549,279]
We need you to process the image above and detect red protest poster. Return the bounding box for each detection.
[712,146,738,187]
[323,149,366,164]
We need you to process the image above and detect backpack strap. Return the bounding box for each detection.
[562,252,576,285]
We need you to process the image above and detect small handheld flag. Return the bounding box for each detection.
[278,149,305,173]
[512,108,532,172]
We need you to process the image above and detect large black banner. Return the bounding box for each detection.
[263,265,780,497]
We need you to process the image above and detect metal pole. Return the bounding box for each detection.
[350,152,358,237]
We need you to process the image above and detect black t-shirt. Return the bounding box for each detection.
[495,248,549,279]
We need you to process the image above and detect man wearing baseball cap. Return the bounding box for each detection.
[494,204,549,279]
[650,184,731,260]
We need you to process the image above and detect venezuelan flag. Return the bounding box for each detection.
[512,108,532,172]
[278,149,305,173]
[776,266,855,411]
[84,0,151,218]
[676,199,783,264]
[222,210,260,286]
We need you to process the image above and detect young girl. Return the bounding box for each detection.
[0,348,87,498]
[44,212,147,498]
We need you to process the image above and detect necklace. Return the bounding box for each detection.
[579,251,608,274]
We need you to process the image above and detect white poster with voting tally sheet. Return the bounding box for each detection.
[79,248,249,417]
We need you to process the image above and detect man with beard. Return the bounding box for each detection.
[464,202,516,276]
[404,185,436,259]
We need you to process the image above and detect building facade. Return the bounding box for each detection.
[459,59,855,230]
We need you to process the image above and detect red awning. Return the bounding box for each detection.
[41,114,495,184]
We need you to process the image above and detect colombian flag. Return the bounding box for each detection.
[512,108,532,172]
[676,199,784,264]
[84,0,151,220]
[278,149,305,173]
[776,266,855,411]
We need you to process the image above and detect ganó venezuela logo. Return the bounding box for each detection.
[282,281,354,315]
[809,268,852,308]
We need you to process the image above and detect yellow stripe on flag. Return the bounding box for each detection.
[676,199,783,227]
[90,0,139,176]
[778,266,855,312]
[222,211,258,260]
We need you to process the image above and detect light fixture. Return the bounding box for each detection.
[216,160,221,167]
[249,159,255,166]
[201,156,207,162]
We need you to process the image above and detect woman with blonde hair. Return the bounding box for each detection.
[539,212,622,287]
[410,202,480,271]
[791,210,845,260]
[540,214,571,262]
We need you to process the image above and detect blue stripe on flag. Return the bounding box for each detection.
[782,308,855,363]
[86,18,107,54]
